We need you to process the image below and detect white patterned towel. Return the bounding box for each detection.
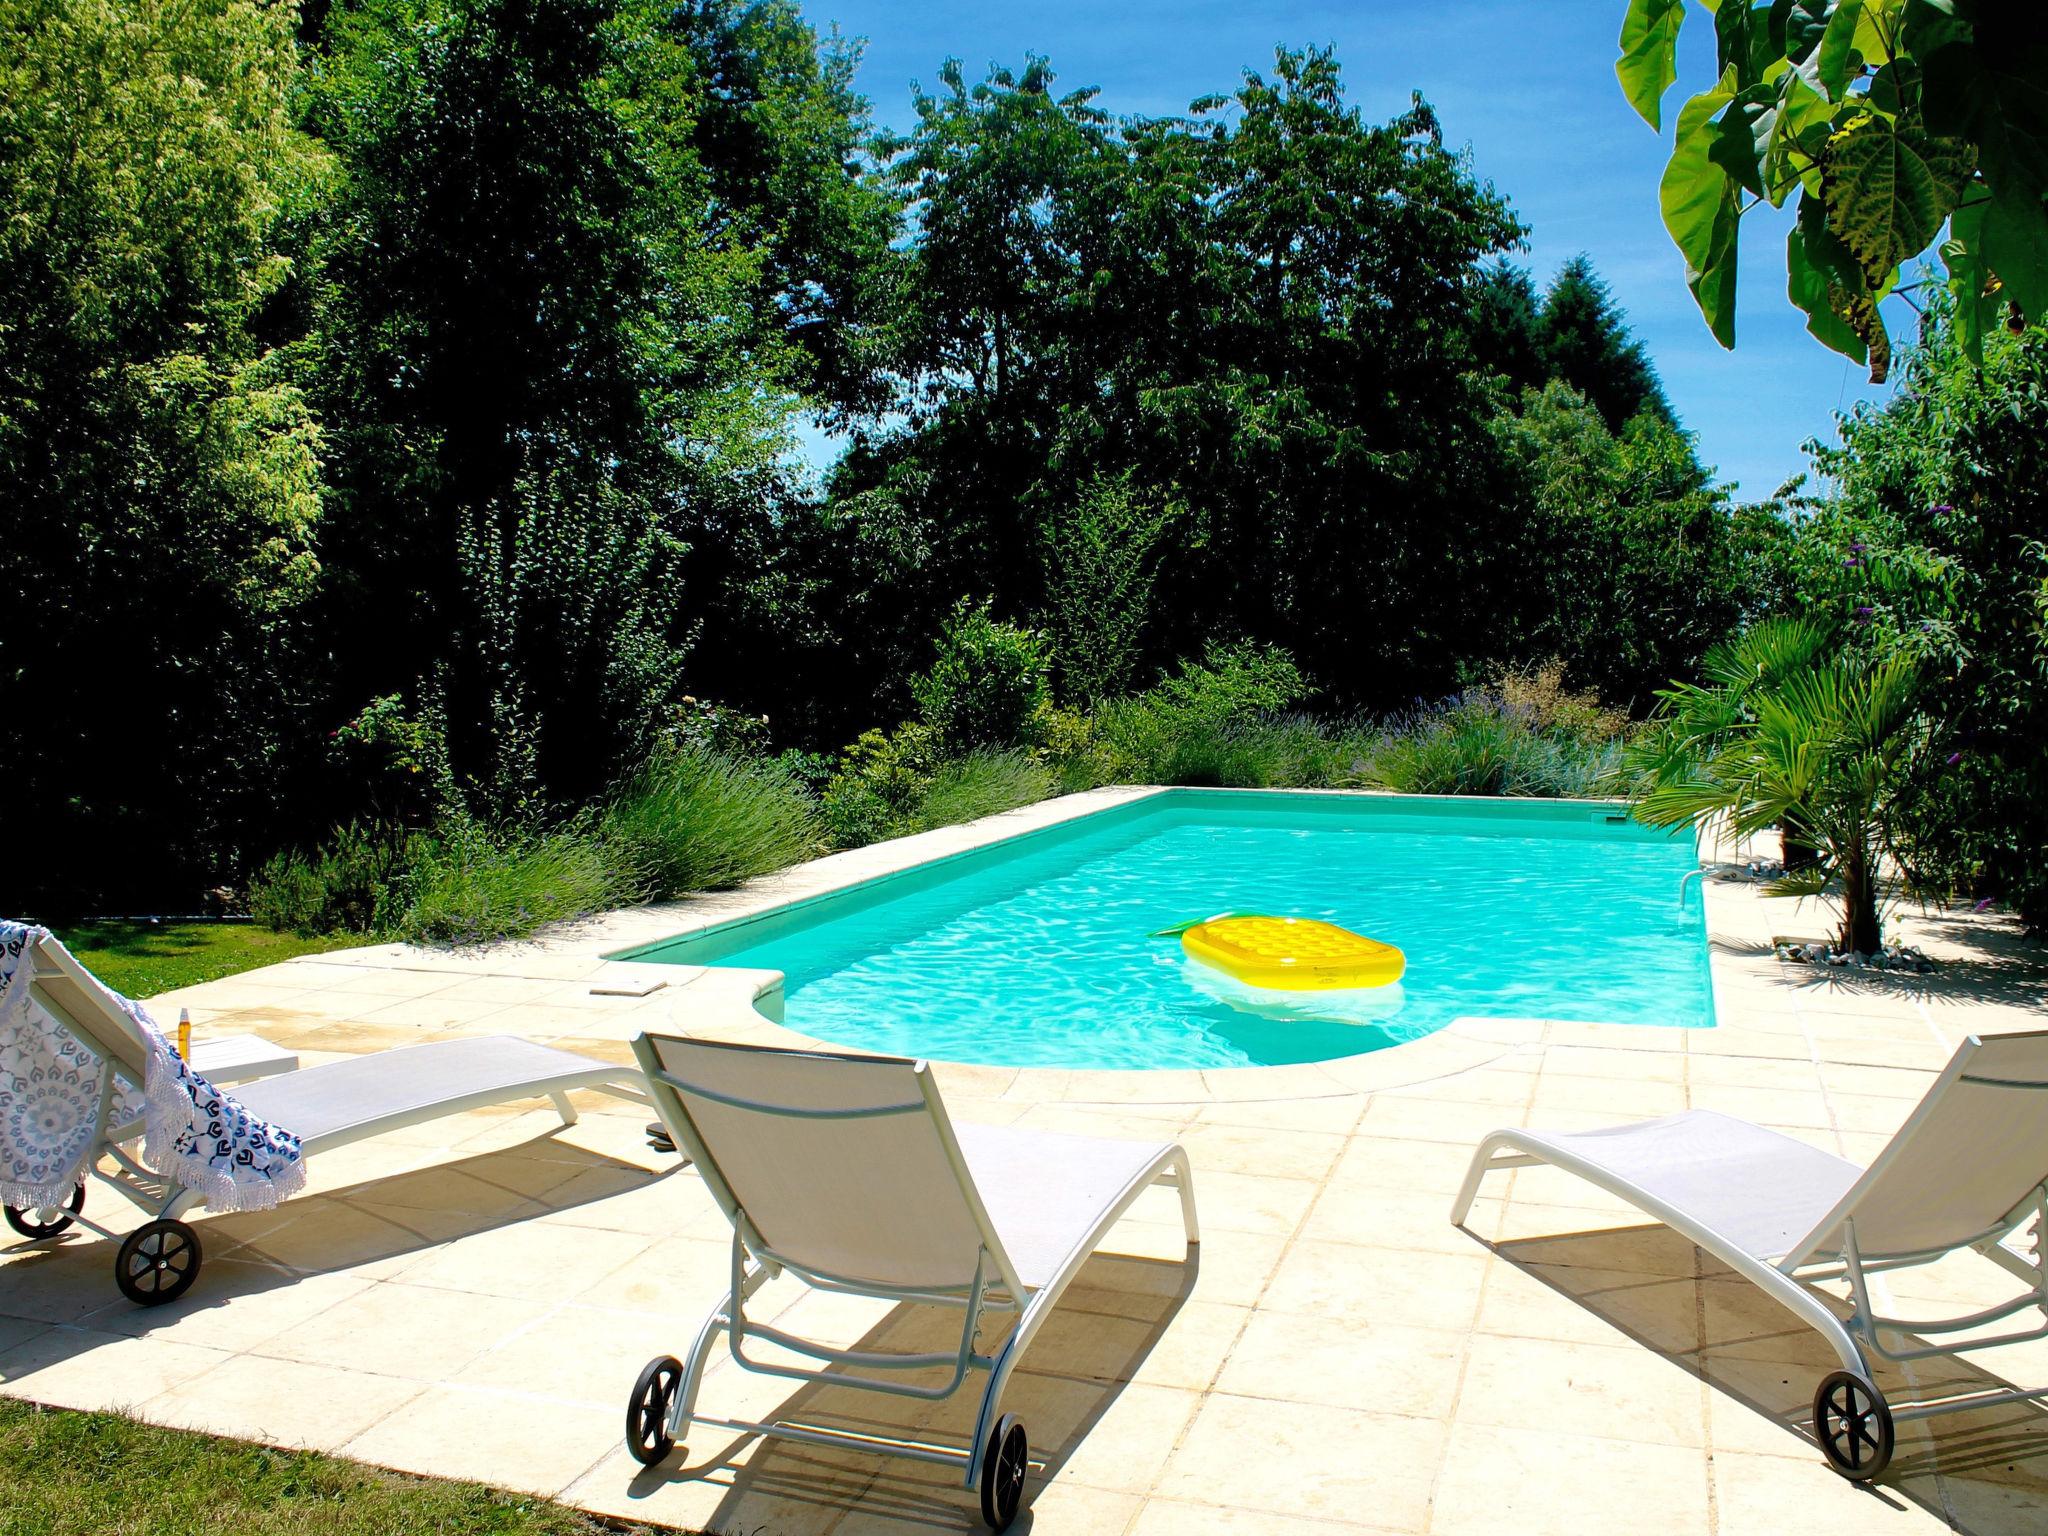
[1,921,306,1213]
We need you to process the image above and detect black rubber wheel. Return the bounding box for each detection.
[1814,1370,1894,1480]
[979,1413,1030,1532]
[627,1354,683,1466]
[115,1219,202,1307]
[5,1183,84,1240]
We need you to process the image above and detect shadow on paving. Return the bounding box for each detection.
[1487,1222,2048,1536]
[0,1131,674,1332]
[623,1248,1199,1533]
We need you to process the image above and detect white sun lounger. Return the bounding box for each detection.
[624,1032,1199,1531]
[1452,1029,2048,1480]
[8,931,650,1303]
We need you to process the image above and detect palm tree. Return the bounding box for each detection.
[1625,618,1925,955]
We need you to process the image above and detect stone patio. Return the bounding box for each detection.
[5,788,2048,1534]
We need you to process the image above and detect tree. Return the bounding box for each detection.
[1798,299,2048,928]
[1616,0,2048,380]
[0,0,326,910]
[847,48,1530,708]
[297,0,895,814]
[1535,256,1675,430]
[1491,382,1771,707]
[1628,619,1927,954]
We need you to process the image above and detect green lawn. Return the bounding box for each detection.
[57,920,365,998]
[0,1399,658,1535]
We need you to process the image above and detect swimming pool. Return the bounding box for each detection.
[621,791,1712,1070]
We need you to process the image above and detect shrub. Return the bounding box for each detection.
[914,750,1052,830]
[820,725,939,849]
[248,823,418,935]
[821,729,1052,849]
[911,600,1053,752]
[1039,471,1171,702]
[397,817,628,947]
[1366,692,1622,798]
[1089,642,1308,783]
[603,748,820,897]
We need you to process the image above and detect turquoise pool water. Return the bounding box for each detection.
[623,792,1712,1070]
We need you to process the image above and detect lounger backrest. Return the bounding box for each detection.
[24,933,156,1083]
[1797,1030,2048,1263]
[634,1033,1023,1297]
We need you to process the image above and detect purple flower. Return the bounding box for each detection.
[1974,897,1995,912]
[1946,751,1963,765]
[1849,541,1867,553]
[1931,504,1953,516]
[1855,606,1874,622]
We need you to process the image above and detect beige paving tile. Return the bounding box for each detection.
[1130,1498,1403,1535]
[1179,1169,1318,1237]
[1263,1240,1488,1330]
[397,1221,656,1302]
[1215,1309,1464,1417]
[1430,1421,1710,1535]
[1157,1394,1442,1530]
[343,1384,619,1497]
[250,1281,550,1380]
[139,1353,425,1451]
[0,1327,231,1412]
[1455,1334,1707,1447]
[1711,1448,1949,1533]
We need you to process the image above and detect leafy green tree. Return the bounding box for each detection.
[297,0,894,814]
[1493,382,1778,708]
[849,48,1529,707]
[1617,0,2048,379]
[1534,256,1676,430]
[0,0,326,909]
[1797,301,2048,927]
[1038,473,1173,703]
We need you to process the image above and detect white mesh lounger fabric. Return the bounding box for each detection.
[623,1032,1200,1532]
[1452,1030,2048,1481]
[8,931,649,1304]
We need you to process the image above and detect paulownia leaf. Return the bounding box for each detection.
[1822,111,1978,286]
[1943,196,1994,363]
[1662,72,1744,346]
[1760,68,1836,202]
[1792,189,1894,380]
[1852,0,1906,70]
[1781,0,1832,65]
[1814,0,1865,97]
[1618,0,1689,130]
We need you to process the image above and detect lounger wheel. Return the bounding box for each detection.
[115,1219,202,1306]
[1814,1370,1894,1480]
[627,1354,683,1466]
[978,1413,1029,1531]
[4,1183,84,1240]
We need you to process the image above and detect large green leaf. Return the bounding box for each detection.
[1662,73,1745,345]
[1821,110,1978,286]
[1814,0,1866,97]
[1617,0,1689,130]
[1781,0,1833,65]
[1851,0,1906,69]
[1759,67,1836,202]
[1791,189,1893,378]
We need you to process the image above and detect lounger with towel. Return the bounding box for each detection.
[2,925,649,1304]
[624,1032,1200,1531]
[1452,1029,2048,1479]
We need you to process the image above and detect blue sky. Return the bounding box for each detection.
[806,0,1896,500]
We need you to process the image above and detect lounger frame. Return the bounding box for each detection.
[1451,1038,2048,1431]
[15,935,649,1241]
[633,1034,1199,1493]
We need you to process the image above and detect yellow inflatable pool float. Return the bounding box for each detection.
[1177,914,1405,991]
